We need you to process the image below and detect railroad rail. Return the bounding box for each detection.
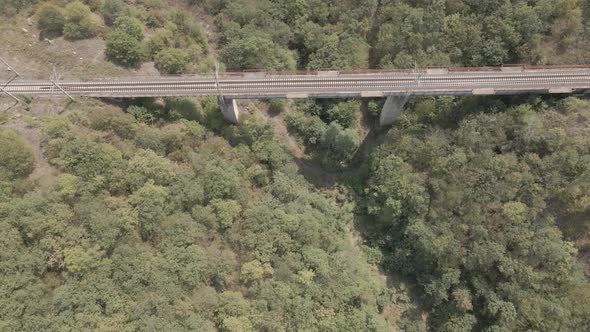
[3,65,590,125]
[3,66,590,99]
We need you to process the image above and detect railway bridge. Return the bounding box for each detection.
[2,65,590,126]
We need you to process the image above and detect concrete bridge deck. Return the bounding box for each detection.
[3,66,590,125]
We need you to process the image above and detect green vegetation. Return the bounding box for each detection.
[101,0,126,26]
[104,15,145,67]
[3,0,590,331]
[36,4,65,35]
[0,103,390,331]
[268,99,286,114]
[112,15,144,41]
[0,128,34,178]
[106,30,143,67]
[361,99,590,330]
[155,48,189,74]
[62,1,102,40]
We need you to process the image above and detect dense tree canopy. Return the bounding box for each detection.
[0,101,391,331]
[2,1,590,331]
[362,98,590,330]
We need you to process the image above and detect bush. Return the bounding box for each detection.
[155,48,189,74]
[64,1,91,22]
[165,97,203,122]
[127,105,156,123]
[113,15,144,41]
[88,107,138,139]
[268,99,286,114]
[63,1,102,39]
[285,111,327,145]
[320,122,360,167]
[36,4,65,34]
[145,28,173,58]
[221,35,296,71]
[557,97,590,114]
[106,30,143,66]
[101,0,126,26]
[327,100,359,128]
[0,128,35,178]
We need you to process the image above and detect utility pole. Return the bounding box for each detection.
[50,66,74,102]
[0,56,21,108]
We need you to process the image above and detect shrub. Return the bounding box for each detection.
[165,97,203,122]
[127,105,156,123]
[64,1,91,23]
[326,100,359,128]
[285,111,327,144]
[221,35,297,71]
[36,4,65,34]
[63,1,102,39]
[557,97,590,114]
[0,128,35,178]
[319,122,360,167]
[268,99,286,114]
[145,28,173,58]
[87,107,138,139]
[113,15,144,41]
[155,48,189,74]
[106,30,143,66]
[101,0,126,26]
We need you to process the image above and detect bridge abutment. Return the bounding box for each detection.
[218,97,239,124]
[380,95,408,126]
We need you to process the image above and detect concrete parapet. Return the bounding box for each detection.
[361,91,385,98]
[472,88,496,95]
[317,71,339,76]
[426,68,449,74]
[501,66,523,72]
[380,95,408,126]
[548,87,573,94]
[286,93,310,99]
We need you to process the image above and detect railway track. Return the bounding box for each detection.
[3,68,590,98]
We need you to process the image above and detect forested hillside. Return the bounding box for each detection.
[362,97,590,331]
[1,0,590,331]
[1,100,394,331]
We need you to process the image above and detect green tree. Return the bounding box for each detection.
[36,4,65,35]
[105,30,143,66]
[320,122,360,167]
[0,128,34,178]
[285,111,326,144]
[268,99,286,114]
[63,1,101,39]
[101,0,126,26]
[127,105,156,123]
[221,35,296,71]
[208,199,241,229]
[129,181,169,240]
[155,48,189,74]
[87,107,138,139]
[63,245,106,275]
[326,100,359,128]
[113,15,144,40]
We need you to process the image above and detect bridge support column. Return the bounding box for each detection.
[380,95,408,126]
[218,97,239,124]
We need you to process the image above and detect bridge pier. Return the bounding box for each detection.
[218,97,239,124]
[380,95,408,126]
